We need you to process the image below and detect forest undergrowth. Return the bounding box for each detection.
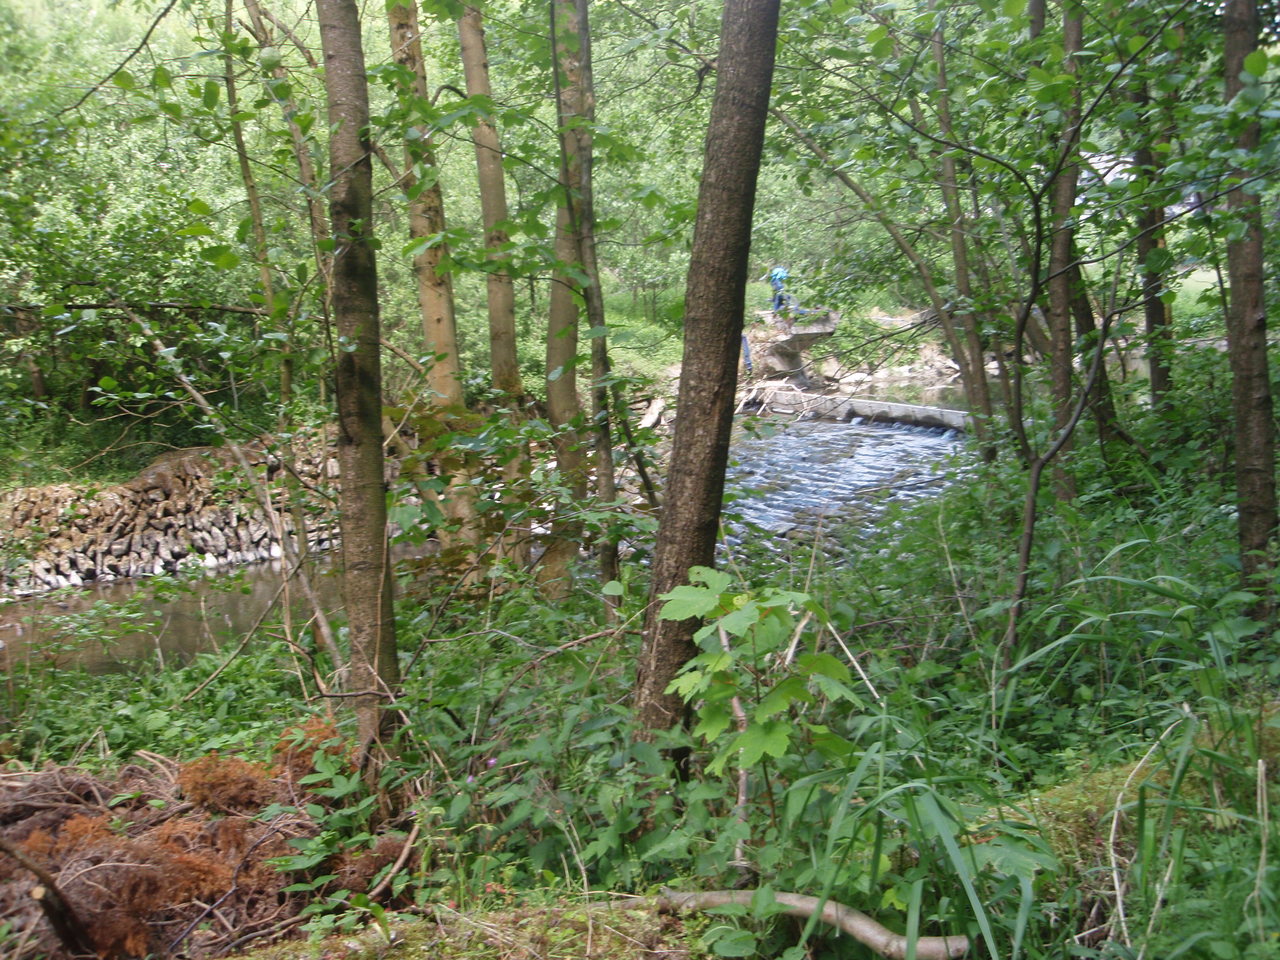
[3,409,1279,960]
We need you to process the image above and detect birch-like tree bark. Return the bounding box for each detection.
[458,3,530,567]
[386,0,481,560]
[537,0,590,598]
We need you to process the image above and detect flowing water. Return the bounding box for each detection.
[0,416,961,673]
[724,417,960,550]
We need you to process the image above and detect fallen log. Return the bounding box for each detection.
[657,887,969,960]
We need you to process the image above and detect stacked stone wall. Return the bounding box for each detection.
[1,441,341,596]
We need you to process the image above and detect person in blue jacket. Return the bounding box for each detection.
[768,266,789,313]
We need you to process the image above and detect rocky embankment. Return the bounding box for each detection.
[1,441,340,597]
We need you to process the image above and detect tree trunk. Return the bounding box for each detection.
[634,0,781,735]
[458,3,531,568]
[458,4,522,403]
[387,0,480,562]
[565,0,620,596]
[1132,93,1172,406]
[317,0,400,759]
[1044,6,1082,500]
[1223,0,1276,587]
[773,108,998,454]
[1067,261,1121,449]
[538,0,589,599]
[228,1,342,669]
[927,12,995,450]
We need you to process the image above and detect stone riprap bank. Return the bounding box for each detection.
[1,442,340,597]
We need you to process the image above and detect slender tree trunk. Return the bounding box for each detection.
[634,0,781,735]
[458,5,521,402]
[1044,6,1082,499]
[1132,92,1172,406]
[564,0,620,595]
[387,2,463,408]
[773,108,997,453]
[538,0,589,598]
[458,4,532,568]
[230,1,343,668]
[927,12,995,447]
[1223,0,1276,587]
[223,4,275,321]
[387,0,481,562]
[242,0,331,297]
[317,0,400,759]
[1067,262,1121,449]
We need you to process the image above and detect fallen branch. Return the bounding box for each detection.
[657,888,969,960]
[0,838,97,957]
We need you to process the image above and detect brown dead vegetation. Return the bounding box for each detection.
[0,726,415,960]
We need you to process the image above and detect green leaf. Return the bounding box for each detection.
[113,70,137,91]
[188,199,213,216]
[797,652,850,683]
[709,928,756,957]
[970,834,1059,876]
[735,720,791,766]
[659,585,722,621]
[1243,50,1269,78]
[692,702,733,742]
[689,566,732,594]
[602,580,624,597]
[200,245,241,270]
[718,600,762,637]
[175,223,215,237]
[755,676,812,721]
[666,671,708,699]
[202,80,220,109]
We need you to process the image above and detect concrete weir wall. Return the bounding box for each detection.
[741,386,970,432]
[0,443,340,598]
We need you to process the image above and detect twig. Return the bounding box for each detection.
[827,623,883,705]
[182,577,290,702]
[168,820,287,952]
[57,0,182,115]
[1107,710,1190,950]
[223,915,305,952]
[717,625,752,869]
[366,822,422,901]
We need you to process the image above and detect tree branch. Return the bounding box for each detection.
[658,888,969,960]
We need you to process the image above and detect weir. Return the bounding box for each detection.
[740,385,970,432]
[1,413,964,671]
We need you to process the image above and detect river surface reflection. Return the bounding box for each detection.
[1,415,963,674]
[0,561,342,675]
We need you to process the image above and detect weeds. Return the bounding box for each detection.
[4,422,1278,959]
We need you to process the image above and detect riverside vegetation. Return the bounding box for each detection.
[2,0,1278,955]
[3,338,1279,960]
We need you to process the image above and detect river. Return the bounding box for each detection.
[0,415,961,674]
